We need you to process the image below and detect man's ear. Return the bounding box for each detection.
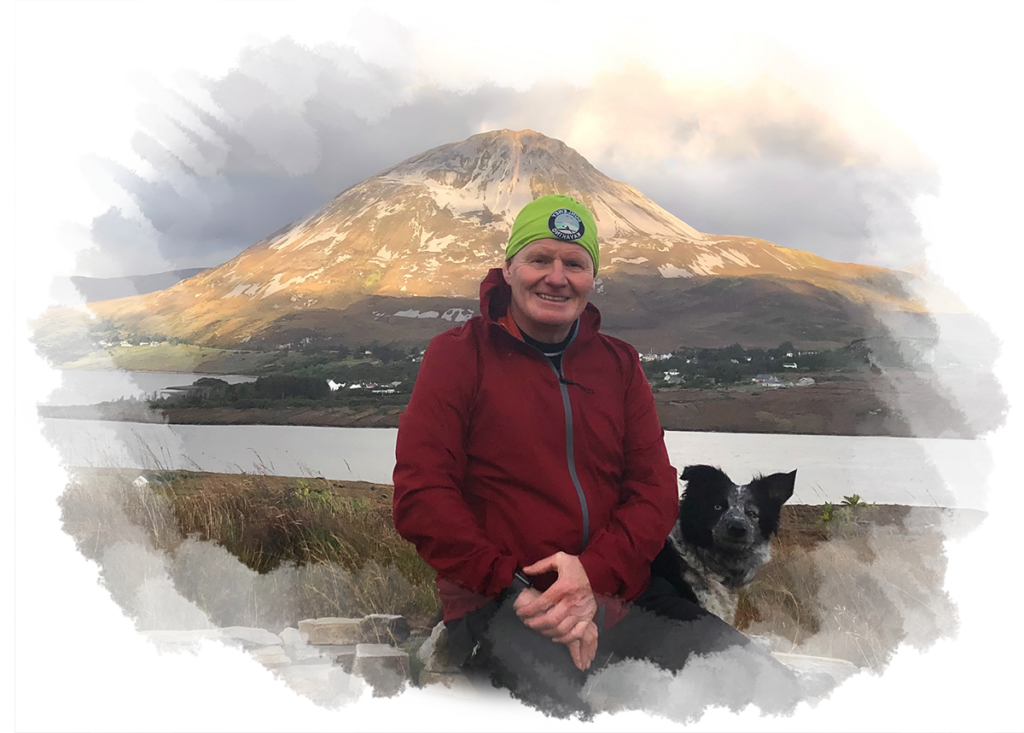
[502,258,513,284]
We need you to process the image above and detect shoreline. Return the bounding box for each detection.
[37,404,985,440]
[65,466,990,519]
[42,364,1003,438]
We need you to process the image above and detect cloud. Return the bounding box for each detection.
[54,154,323,278]
[80,36,936,277]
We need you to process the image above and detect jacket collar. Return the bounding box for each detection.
[478,267,602,341]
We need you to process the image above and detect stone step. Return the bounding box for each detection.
[136,614,876,720]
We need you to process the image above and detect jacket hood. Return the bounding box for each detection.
[478,267,602,334]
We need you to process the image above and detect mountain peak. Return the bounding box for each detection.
[86,130,945,346]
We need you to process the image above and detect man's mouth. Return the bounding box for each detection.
[536,293,570,302]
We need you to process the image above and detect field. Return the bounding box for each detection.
[59,468,982,669]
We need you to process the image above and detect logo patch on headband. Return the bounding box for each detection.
[548,209,585,241]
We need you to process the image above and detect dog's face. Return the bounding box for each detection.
[677,465,796,554]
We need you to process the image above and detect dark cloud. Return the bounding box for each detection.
[51,12,937,280]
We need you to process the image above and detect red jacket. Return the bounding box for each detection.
[392,268,679,624]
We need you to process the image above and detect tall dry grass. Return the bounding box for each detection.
[60,468,967,670]
[735,504,964,669]
[59,468,439,632]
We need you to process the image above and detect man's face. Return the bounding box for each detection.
[502,238,595,343]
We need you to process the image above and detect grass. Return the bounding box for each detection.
[734,503,965,669]
[59,468,439,633]
[59,468,969,670]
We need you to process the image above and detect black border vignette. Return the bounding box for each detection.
[14,1,1007,733]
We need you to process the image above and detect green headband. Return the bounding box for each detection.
[506,194,599,274]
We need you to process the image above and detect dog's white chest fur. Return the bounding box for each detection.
[670,536,742,623]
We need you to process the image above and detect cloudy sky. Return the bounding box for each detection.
[51,0,937,278]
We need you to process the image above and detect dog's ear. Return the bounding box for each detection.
[752,469,796,506]
[680,465,731,488]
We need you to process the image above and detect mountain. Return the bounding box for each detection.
[82,130,964,351]
[53,268,210,304]
[905,259,942,288]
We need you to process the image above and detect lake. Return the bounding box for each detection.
[39,418,992,510]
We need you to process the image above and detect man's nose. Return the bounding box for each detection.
[545,260,568,285]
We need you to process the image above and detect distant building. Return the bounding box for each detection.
[913,350,937,368]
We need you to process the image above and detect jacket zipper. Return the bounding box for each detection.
[494,319,592,553]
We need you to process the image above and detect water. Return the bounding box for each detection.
[39,418,992,509]
[44,370,257,406]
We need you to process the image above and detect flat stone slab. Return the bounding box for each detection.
[145,627,281,651]
[360,614,411,644]
[772,652,859,678]
[250,645,291,669]
[405,692,497,720]
[403,692,634,720]
[299,617,364,645]
[418,670,480,698]
[311,692,360,708]
[593,692,638,716]
[352,644,410,697]
[294,642,358,667]
[148,642,203,659]
[272,663,348,700]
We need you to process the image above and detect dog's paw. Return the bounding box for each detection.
[794,667,835,696]
[745,634,774,655]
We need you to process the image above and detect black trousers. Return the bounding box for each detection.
[445,577,803,719]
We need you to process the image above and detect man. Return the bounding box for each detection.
[393,194,802,717]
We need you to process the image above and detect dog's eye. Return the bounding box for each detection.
[713,504,723,511]
[746,509,759,518]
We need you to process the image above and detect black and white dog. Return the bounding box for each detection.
[651,464,796,625]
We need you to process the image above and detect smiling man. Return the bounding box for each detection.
[392,194,806,718]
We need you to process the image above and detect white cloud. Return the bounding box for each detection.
[49,0,937,278]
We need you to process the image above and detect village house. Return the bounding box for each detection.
[913,346,937,364]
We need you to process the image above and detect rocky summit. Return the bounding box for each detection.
[86,129,962,351]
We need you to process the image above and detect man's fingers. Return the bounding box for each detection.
[569,642,585,671]
[552,619,589,645]
[521,554,560,576]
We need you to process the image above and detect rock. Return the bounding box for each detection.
[418,621,461,673]
[405,692,497,720]
[417,670,478,696]
[311,692,360,708]
[136,614,864,720]
[593,692,638,716]
[299,617,364,645]
[279,626,308,647]
[294,642,358,667]
[360,614,411,644]
[144,629,215,651]
[250,645,291,669]
[144,627,281,651]
[277,662,354,705]
[772,651,860,700]
[351,643,410,697]
[148,642,203,659]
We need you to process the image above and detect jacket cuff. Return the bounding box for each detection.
[497,569,536,610]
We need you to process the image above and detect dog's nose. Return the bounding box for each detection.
[726,521,748,539]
